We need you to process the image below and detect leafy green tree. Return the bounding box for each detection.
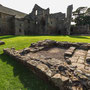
[74,16,90,25]
[73,7,90,25]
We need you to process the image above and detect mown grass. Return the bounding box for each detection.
[0,35,90,90]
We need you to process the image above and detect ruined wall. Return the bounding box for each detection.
[66,5,73,35]
[0,12,15,35]
[71,25,90,35]
[24,4,73,35]
[24,4,50,35]
[24,19,36,35]
[0,4,73,36]
[47,13,66,35]
[15,18,25,35]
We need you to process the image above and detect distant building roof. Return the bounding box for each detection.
[0,4,27,18]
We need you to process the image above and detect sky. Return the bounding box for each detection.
[0,0,90,14]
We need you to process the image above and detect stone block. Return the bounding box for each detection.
[51,74,68,90]
[77,57,85,64]
[69,57,78,63]
[37,63,52,77]
[72,63,84,69]
[64,47,76,57]
[86,50,90,64]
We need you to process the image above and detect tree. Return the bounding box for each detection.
[73,7,90,25]
[74,16,90,25]
[73,7,87,17]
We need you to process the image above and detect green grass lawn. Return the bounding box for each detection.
[0,35,90,90]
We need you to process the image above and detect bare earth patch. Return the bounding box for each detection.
[36,47,66,60]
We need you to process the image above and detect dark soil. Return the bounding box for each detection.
[36,47,66,60]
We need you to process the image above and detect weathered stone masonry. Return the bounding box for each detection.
[0,4,73,35]
[0,4,26,36]
[24,4,73,35]
[4,40,90,90]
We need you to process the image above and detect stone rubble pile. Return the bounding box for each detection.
[3,40,90,90]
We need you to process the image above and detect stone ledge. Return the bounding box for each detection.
[64,47,76,57]
[30,39,90,49]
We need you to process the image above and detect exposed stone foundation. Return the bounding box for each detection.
[3,40,90,90]
[0,41,5,45]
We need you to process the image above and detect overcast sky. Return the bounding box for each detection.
[0,0,90,14]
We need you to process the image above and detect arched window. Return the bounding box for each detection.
[35,10,38,15]
[0,28,1,32]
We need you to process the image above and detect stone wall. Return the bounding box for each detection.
[0,4,73,36]
[0,12,15,35]
[66,5,73,35]
[15,18,25,35]
[47,13,66,35]
[71,25,90,35]
[24,4,73,35]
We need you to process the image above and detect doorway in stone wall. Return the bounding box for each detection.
[41,17,46,26]
[58,30,61,35]
[41,17,46,32]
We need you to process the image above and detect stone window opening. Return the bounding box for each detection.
[19,29,22,33]
[36,21,38,25]
[0,14,1,18]
[51,21,52,24]
[58,30,61,34]
[41,17,46,26]
[0,28,1,32]
[35,10,38,15]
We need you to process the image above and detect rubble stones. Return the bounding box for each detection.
[51,74,69,90]
[3,40,90,90]
[0,41,5,45]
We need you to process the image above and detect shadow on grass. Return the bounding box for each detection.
[0,35,90,40]
[0,54,58,90]
[0,35,70,40]
[0,35,18,40]
[69,35,89,39]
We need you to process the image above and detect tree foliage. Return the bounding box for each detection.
[73,7,87,16]
[73,7,90,25]
[75,16,90,25]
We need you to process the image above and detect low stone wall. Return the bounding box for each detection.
[0,41,5,45]
[30,39,90,49]
[71,25,90,35]
[3,40,90,90]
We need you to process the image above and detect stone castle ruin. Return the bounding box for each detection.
[24,4,73,35]
[0,4,73,35]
